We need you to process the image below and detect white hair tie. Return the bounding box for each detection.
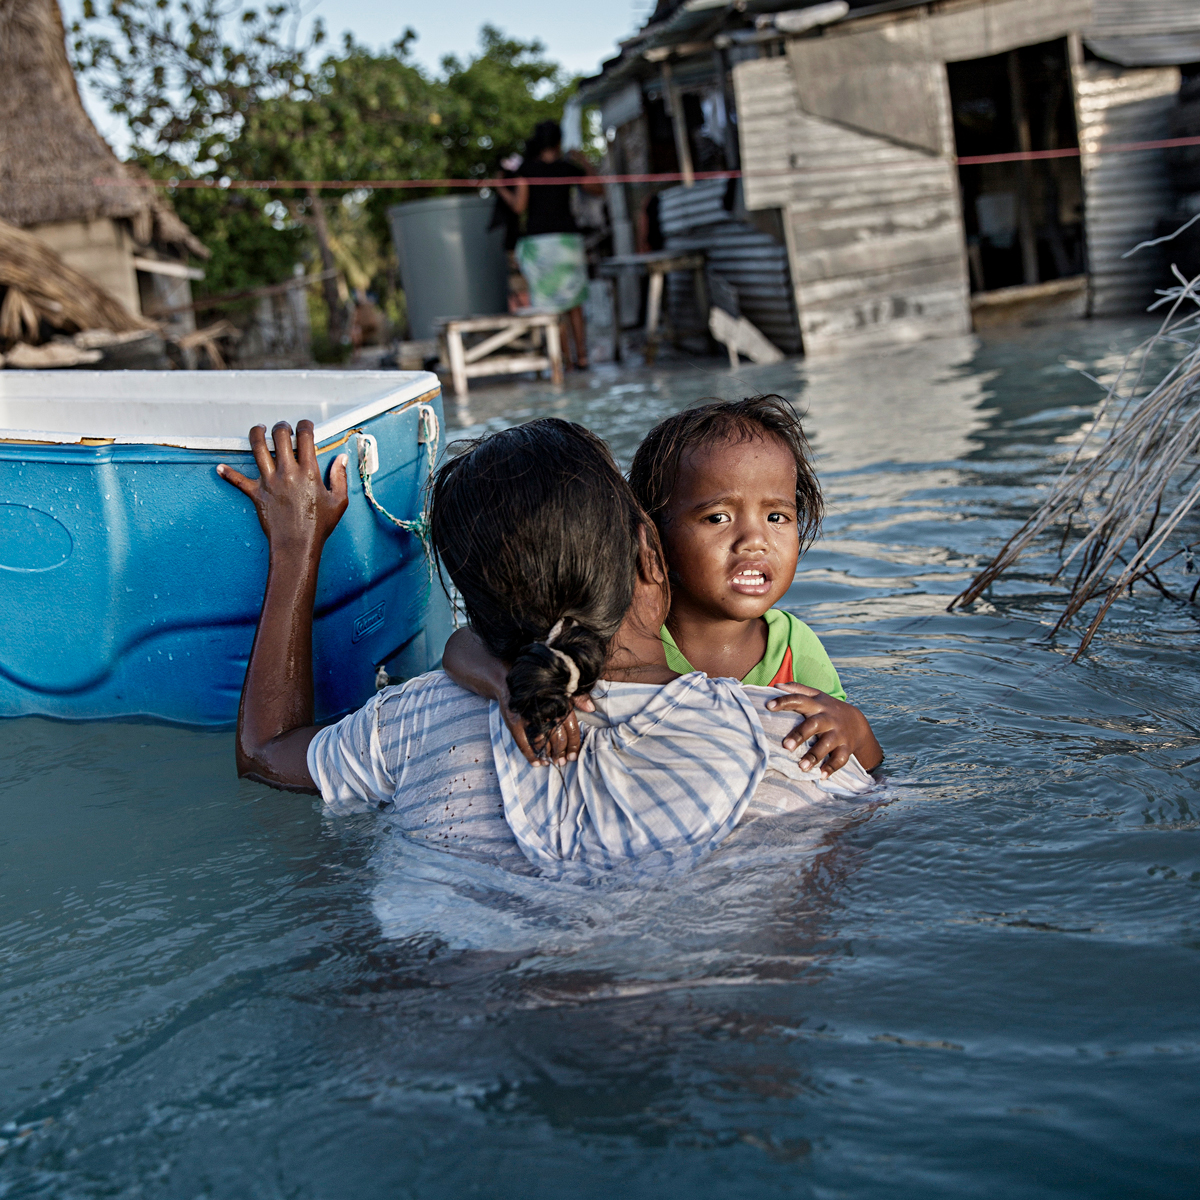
[542,619,580,696]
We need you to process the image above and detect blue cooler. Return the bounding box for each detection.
[0,370,453,726]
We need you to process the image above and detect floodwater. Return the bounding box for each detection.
[3,320,1198,1198]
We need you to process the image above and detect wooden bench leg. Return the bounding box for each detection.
[447,327,468,398]
[545,320,564,386]
[692,267,711,351]
[610,275,623,363]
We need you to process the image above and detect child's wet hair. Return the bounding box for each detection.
[628,395,824,551]
[429,417,663,744]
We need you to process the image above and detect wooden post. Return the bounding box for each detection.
[645,269,664,364]
[1066,31,1093,316]
[1008,51,1040,287]
[692,265,709,348]
[305,186,346,343]
[610,278,623,363]
[662,62,695,187]
[545,320,564,385]
[445,325,468,398]
[714,47,740,171]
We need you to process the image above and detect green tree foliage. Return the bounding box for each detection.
[437,25,574,183]
[72,4,577,326]
[237,27,574,239]
[162,182,306,299]
[72,0,325,167]
[73,0,325,295]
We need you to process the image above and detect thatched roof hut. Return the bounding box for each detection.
[0,0,206,257]
[0,0,211,350]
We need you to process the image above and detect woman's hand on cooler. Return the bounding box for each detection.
[765,684,883,776]
[217,421,348,554]
[213,420,348,792]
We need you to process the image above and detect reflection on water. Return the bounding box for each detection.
[798,334,996,471]
[2,320,1198,1198]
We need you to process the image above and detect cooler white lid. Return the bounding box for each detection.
[0,370,440,452]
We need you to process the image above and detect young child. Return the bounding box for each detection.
[630,395,840,694]
[629,396,880,774]
[444,397,881,775]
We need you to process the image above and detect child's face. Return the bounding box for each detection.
[661,434,801,624]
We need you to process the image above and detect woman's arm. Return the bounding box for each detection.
[497,180,529,215]
[443,627,590,767]
[216,420,349,791]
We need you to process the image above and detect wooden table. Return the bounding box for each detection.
[595,252,706,363]
[434,312,563,398]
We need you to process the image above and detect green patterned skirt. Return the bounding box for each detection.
[515,233,589,313]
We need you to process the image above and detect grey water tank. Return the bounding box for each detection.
[387,195,508,340]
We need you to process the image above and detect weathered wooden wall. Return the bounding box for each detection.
[730,0,1200,354]
[1073,58,1181,315]
[27,216,141,315]
[734,55,969,356]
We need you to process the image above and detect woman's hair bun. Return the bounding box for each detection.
[429,418,659,744]
[506,620,606,745]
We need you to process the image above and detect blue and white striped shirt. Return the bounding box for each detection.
[308,670,874,876]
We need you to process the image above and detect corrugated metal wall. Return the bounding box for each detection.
[1087,0,1200,66]
[734,56,970,356]
[657,180,804,354]
[1073,59,1181,315]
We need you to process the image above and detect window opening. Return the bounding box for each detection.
[948,38,1085,294]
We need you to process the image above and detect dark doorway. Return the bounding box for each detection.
[645,95,680,176]
[948,38,1086,293]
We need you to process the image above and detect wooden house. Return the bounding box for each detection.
[580,0,1200,355]
[0,0,208,340]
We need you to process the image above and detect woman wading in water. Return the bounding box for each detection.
[216,418,875,875]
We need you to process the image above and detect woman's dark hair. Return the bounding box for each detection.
[628,395,824,553]
[430,418,658,743]
[526,119,563,157]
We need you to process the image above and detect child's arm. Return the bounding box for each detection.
[765,683,883,776]
[442,627,586,767]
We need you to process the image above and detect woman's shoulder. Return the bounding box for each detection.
[379,669,490,713]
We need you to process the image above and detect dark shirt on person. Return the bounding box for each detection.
[521,158,587,237]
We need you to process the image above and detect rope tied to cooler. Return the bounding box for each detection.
[356,402,439,590]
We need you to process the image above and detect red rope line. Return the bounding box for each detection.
[84,133,1200,190]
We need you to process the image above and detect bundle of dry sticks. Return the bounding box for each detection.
[951,264,1200,658]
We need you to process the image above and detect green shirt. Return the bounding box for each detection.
[660,608,846,700]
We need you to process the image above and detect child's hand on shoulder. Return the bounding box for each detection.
[765,683,883,775]
[499,692,595,767]
[443,625,595,766]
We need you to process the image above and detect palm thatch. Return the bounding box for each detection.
[0,0,207,259]
[0,216,151,344]
[950,269,1200,657]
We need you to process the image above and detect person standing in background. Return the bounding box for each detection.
[490,153,530,311]
[497,119,602,370]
